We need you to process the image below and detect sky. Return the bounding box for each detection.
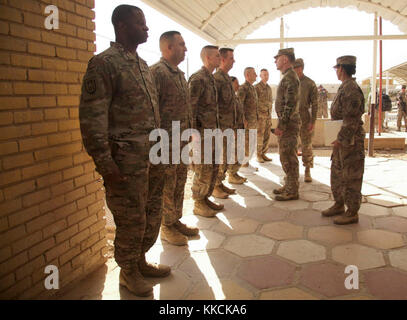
[95,0,407,86]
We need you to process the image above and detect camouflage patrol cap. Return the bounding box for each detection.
[334,55,357,68]
[274,47,295,60]
[402,85,406,89]
[293,58,304,68]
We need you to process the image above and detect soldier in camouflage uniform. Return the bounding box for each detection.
[255,69,273,163]
[293,58,318,183]
[397,85,407,132]
[322,56,365,225]
[272,48,301,201]
[238,67,259,167]
[189,46,223,217]
[228,76,248,184]
[213,48,241,197]
[150,31,199,246]
[79,5,169,297]
[317,85,329,118]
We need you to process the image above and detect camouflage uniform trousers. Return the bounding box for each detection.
[330,138,365,213]
[397,110,407,130]
[317,102,328,118]
[105,161,165,272]
[227,127,245,176]
[245,121,258,159]
[299,125,314,168]
[257,114,272,156]
[191,137,220,201]
[278,118,300,194]
[162,161,188,226]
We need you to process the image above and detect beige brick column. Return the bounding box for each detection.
[0,0,108,299]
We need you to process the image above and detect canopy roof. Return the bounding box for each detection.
[385,61,407,84]
[140,0,407,44]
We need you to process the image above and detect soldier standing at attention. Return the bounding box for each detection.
[272,48,301,201]
[238,67,259,167]
[213,48,239,198]
[397,85,407,132]
[317,85,329,118]
[228,76,248,184]
[189,46,224,216]
[255,69,274,163]
[293,58,318,183]
[79,5,169,297]
[150,31,199,246]
[322,56,365,225]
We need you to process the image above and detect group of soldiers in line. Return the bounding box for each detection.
[79,5,366,297]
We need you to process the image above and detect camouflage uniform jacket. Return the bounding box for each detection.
[298,75,318,125]
[318,87,328,104]
[150,58,192,132]
[214,69,237,130]
[397,91,407,112]
[238,81,258,125]
[79,42,160,177]
[255,81,273,116]
[234,93,245,129]
[188,66,219,131]
[275,67,300,131]
[331,78,365,146]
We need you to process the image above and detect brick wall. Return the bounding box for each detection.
[0,0,108,299]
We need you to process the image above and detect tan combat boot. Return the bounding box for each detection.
[262,154,273,162]
[228,173,247,185]
[194,200,218,217]
[205,197,224,211]
[138,254,171,277]
[321,202,345,217]
[334,210,359,225]
[241,162,249,167]
[174,221,199,237]
[273,186,286,195]
[119,267,153,297]
[221,183,236,195]
[257,154,265,163]
[275,192,299,201]
[160,224,188,246]
[212,185,229,199]
[304,167,312,183]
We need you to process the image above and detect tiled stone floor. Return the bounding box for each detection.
[60,149,407,300]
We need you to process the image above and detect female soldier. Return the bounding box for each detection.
[322,56,365,225]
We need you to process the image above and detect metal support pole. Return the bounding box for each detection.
[385,71,389,94]
[368,13,378,157]
[280,17,284,49]
[378,17,383,136]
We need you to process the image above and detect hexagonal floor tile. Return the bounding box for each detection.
[308,226,353,246]
[246,206,288,223]
[375,216,407,233]
[145,243,190,267]
[289,209,331,227]
[389,248,407,272]
[392,206,407,218]
[301,191,330,202]
[277,240,326,264]
[187,230,226,252]
[180,215,219,230]
[150,270,191,300]
[243,195,273,208]
[365,269,407,300]
[357,230,404,250]
[332,244,385,270]
[237,256,296,290]
[359,203,391,217]
[185,279,253,300]
[300,262,358,298]
[178,250,241,280]
[366,195,407,208]
[224,234,275,258]
[312,200,335,212]
[260,221,303,240]
[274,199,310,211]
[260,287,318,300]
[214,217,259,235]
